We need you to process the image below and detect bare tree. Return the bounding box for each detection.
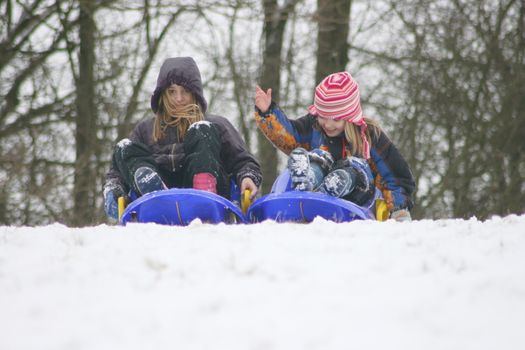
[315,0,351,83]
[257,0,300,194]
[368,0,525,218]
[1,0,78,225]
[224,0,257,148]
[72,0,97,226]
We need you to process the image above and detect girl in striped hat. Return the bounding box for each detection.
[255,71,415,221]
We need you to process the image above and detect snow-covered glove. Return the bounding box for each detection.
[390,209,412,222]
[104,191,119,220]
[103,183,126,220]
[308,149,334,173]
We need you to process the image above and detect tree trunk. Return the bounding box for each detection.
[315,0,351,83]
[257,0,298,194]
[73,0,97,226]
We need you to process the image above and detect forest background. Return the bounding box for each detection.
[1,0,523,226]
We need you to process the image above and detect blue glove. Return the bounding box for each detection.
[103,183,126,220]
[103,190,119,220]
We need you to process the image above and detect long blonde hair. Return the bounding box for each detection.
[153,90,204,142]
[343,117,381,158]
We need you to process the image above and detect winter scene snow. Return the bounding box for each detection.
[1,215,525,350]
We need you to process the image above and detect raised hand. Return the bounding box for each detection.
[255,85,272,113]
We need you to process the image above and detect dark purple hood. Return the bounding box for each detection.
[150,57,207,113]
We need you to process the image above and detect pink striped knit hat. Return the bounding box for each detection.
[308,72,370,159]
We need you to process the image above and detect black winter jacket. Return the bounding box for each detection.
[105,57,261,194]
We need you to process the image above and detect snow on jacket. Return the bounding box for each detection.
[255,102,415,211]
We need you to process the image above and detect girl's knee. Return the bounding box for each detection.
[187,121,215,136]
[114,138,132,155]
[184,122,221,152]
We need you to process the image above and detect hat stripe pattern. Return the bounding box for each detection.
[308,72,370,159]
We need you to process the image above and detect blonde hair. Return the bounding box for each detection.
[153,90,204,142]
[343,117,381,158]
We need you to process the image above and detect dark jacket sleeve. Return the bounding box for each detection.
[369,129,415,211]
[209,115,262,187]
[103,124,148,193]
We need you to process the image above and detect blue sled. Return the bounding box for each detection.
[120,170,380,225]
[120,187,246,226]
[246,170,377,223]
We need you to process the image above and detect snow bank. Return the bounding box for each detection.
[1,215,524,350]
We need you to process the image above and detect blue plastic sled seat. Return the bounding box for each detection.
[120,188,246,226]
[246,170,377,223]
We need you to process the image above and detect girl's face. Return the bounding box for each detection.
[167,84,193,107]
[317,117,346,137]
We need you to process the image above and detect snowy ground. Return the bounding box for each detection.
[1,215,525,350]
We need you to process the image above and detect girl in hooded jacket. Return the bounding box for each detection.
[255,71,415,221]
[103,57,262,220]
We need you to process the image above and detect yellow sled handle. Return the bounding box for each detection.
[118,196,127,222]
[376,198,389,222]
[241,190,252,214]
